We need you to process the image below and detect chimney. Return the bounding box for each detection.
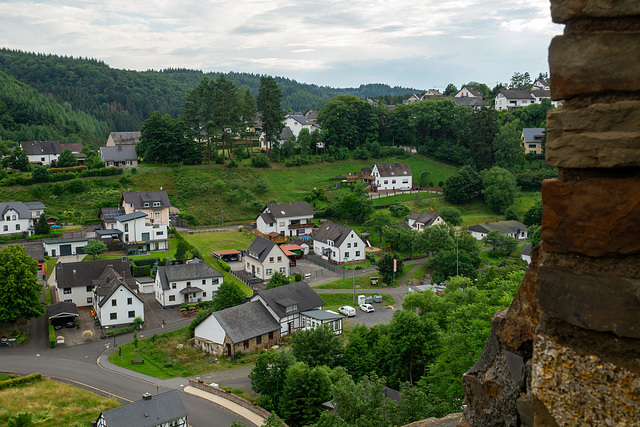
[142,392,152,400]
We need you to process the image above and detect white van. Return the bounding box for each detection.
[338,306,356,317]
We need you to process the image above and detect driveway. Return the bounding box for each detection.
[139,292,186,330]
[53,307,102,346]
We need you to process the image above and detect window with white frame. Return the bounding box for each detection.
[111,300,117,306]
[110,313,117,320]
[128,311,135,318]
[169,295,175,301]
[266,268,273,275]
[279,267,286,273]
[63,288,71,294]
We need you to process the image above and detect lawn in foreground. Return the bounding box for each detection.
[0,378,119,427]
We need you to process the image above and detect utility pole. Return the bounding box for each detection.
[352,257,356,306]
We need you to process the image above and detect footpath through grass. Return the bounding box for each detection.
[0,377,119,426]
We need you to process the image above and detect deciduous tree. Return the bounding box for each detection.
[482,166,519,214]
[84,240,107,260]
[377,253,403,285]
[0,245,45,323]
[56,148,77,167]
[266,272,290,289]
[212,281,246,311]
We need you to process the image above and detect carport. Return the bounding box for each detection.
[47,301,80,328]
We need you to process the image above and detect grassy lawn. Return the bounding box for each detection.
[320,293,395,311]
[45,257,57,280]
[371,192,442,206]
[182,229,255,254]
[0,377,119,427]
[108,327,252,379]
[409,264,429,279]
[315,266,408,289]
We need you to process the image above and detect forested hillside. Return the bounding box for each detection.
[0,70,109,146]
[0,49,418,136]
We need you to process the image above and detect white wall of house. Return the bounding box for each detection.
[455,87,481,98]
[95,285,144,328]
[58,283,95,307]
[407,216,446,231]
[27,153,59,166]
[495,93,535,111]
[44,240,88,257]
[371,165,412,191]
[256,214,314,237]
[194,315,226,348]
[0,208,31,236]
[116,217,168,251]
[155,275,222,307]
[284,117,314,138]
[313,232,366,263]
[245,246,290,281]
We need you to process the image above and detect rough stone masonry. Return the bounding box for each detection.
[461,1,640,426]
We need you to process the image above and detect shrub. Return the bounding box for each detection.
[251,154,270,168]
[48,325,56,348]
[218,260,231,272]
[49,165,86,174]
[0,373,42,390]
[227,159,238,168]
[66,179,85,194]
[130,167,138,174]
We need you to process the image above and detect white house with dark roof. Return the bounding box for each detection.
[193,300,281,357]
[255,202,315,239]
[43,236,89,257]
[114,211,168,254]
[0,201,45,236]
[495,89,536,111]
[99,145,138,169]
[105,131,141,147]
[468,221,528,241]
[250,281,336,336]
[20,141,62,165]
[455,86,483,98]
[406,211,446,231]
[454,97,489,109]
[245,236,289,281]
[370,162,412,191]
[96,390,187,427]
[121,191,171,227]
[533,78,550,91]
[313,222,366,264]
[284,114,321,137]
[155,261,224,306]
[521,128,546,155]
[93,265,144,328]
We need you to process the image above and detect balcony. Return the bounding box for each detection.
[288,222,315,230]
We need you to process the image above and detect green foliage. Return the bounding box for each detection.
[388,202,411,218]
[212,281,246,311]
[376,253,404,285]
[0,245,45,323]
[327,182,373,223]
[174,239,190,262]
[438,206,462,226]
[137,111,199,164]
[429,250,478,284]
[31,166,49,183]
[516,168,557,191]
[0,373,42,391]
[528,225,541,247]
[482,166,519,214]
[34,213,49,236]
[290,325,344,368]
[65,179,85,194]
[280,362,333,427]
[266,272,290,289]
[523,199,542,227]
[84,240,108,260]
[318,95,378,150]
[443,166,482,204]
[493,120,524,170]
[56,149,77,168]
[258,76,284,156]
[251,154,270,168]
[249,351,297,412]
[365,210,394,242]
[504,206,519,221]
[10,147,31,171]
[48,325,56,349]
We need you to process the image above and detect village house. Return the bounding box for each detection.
[521,128,546,155]
[455,86,483,98]
[283,113,321,137]
[250,281,335,336]
[113,211,168,254]
[43,236,89,257]
[406,211,446,231]
[96,391,187,427]
[92,265,144,329]
[121,191,171,226]
[0,201,45,236]
[367,162,412,192]
[313,222,366,264]
[60,143,86,165]
[99,145,138,169]
[468,220,528,241]
[494,89,536,111]
[105,131,141,147]
[255,202,315,240]
[20,140,62,165]
[154,261,223,307]
[193,300,281,357]
[244,236,290,281]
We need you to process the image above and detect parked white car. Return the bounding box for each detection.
[338,306,356,317]
[359,303,375,313]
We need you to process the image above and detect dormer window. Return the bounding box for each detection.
[144,203,149,207]
[153,202,161,207]
[286,304,298,313]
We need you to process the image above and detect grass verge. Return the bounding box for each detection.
[320,293,395,311]
[0,377,119,427]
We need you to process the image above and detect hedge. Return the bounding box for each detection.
[49,324,56,349]
[0,373,42,390]
[49,165,87,174]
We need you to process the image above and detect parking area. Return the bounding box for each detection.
[342,303,396,328]
[53,307,102,346]
[139,292,185,330]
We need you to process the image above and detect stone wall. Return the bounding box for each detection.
[462,1,640,425]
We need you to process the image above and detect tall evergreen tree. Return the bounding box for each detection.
[257,76,283,160]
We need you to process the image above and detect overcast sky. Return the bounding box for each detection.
[0,0,563,90]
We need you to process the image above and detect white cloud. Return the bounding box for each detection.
[0,0,563,87]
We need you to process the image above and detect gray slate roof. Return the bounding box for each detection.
[407,211,442,227]
[262,202,313,219]
[531,89,551,98]
[56,258,131,289]
[468,221,528,235]
[253,281,326,320]
[454,97,488,107]
[286,114,313,125]
[20,140,62,156]
[108,132,141,146]
[302,310,342,321]
[280,126,294,141]
[98,390,187,427]
[457,86,483,97]
[373,162,412,177]
[122,191,171,210]
[92,266,140,307]
[100,145,138,162]
[156,263,223,291]
[211,300,280,343]
[47,301,79,319]
[115,211,148,222]
[313,222,357,248]
[0,202,31,220]
[521,243,532,256]
[247,236,283,263]
[0,241,45,262]
[25,201,46,211]
[498,89,534,100]
[522,128,545,143]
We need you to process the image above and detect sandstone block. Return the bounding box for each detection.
[546,101,640,167]
[537,265,640,338]
[551,0,640,23]
[533,333,640,425]
[549,33,640,99]
[542,178,640,256]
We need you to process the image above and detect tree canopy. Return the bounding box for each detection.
[0,245,45,323]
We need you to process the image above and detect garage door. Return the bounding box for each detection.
[60,244,72,256]
[76,247,85,254]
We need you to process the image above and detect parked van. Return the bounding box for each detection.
[338,306,356,317]
[358,295,366,305]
